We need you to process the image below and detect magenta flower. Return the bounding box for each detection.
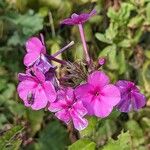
[24,36,74,70]
[61,9,96,64]
[115,80,146,112]
[75,71,120,118]
[48,87,88,131]
[24,37,46,67]
[61,9,96,25]
[17,69,56,110]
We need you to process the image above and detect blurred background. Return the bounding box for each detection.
[0,0,150,149]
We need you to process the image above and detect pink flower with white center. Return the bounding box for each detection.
[75,71,120,118]
[17,69,56,110]
[48,87,88,131]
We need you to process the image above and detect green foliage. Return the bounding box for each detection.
[102,131,132,150]
[28,120,70,150]
[68,139,96,150]
[0,0,150,149]
[0,125,23,150]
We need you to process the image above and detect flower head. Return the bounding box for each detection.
[75,71,120,118]
[17,69,56,110]
[115,80,146,112]
[61,9,96,25]
[48,87,88,131]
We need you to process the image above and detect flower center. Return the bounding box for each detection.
[95,91,100,96]
[27,92,35,105]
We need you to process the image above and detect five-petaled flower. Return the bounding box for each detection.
[17,69,56,110]
[115,80,146,112]
[61,9,96,25]
[48,87,88,131]
[75,71,120,118]
[61,9,96,64]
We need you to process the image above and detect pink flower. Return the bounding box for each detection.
[61,9,96,64]
[24,37,46,67]
[61,9,96,25]
[116,80,146,112]
[17,69,56,110]
[48,87,88,131]
[75,71,120,118]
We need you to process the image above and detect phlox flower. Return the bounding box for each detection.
[61,9,96,25]
[115,80,146,112]
[61,9,96,64]
[48,87,88,131]
[75,71,120,118]
[17,69,56,110]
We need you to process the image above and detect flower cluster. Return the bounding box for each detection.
[17,10,146,131]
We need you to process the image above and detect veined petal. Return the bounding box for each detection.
[55,109,71,124]
[116,94,131,112]
[131,91,146,110]
[72,101,87,117]
[70,110,88,131]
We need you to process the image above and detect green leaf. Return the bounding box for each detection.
[68,139,96,150]
[146,3,150,22]
[0,125,23,150]
[6,10,44,46]
[128,15,144,28]
[26,109,44,136]
[141,61,150,92]
[99,45,119,70]
[31,120,70,150]
[118,39,131,48]
[125,120,144,147]
[105,23,118,41]
[117,50,126,74]
[102,131,132,150]
[95,33,112,44]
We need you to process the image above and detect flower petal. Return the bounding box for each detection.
[23,52,40,67]
[93,98,113,118]
[116,94,131,112]
[61,18,75,25]
[132,91,146,110]
[17,80,36,101]
[43,81,56,102]
[26,37,44,53]
[100,84,120,106]
[31,85,48,110]
[70,110,88,131]
[55,109,71,124]
[88,71,110,89]
[75,84,94,115]
[72,101,87,117]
